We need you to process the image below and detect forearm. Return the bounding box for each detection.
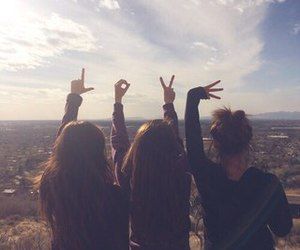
[163,103,179,137]
[57,93,82,137]
[111,103,130,185]
[185,87,207,160]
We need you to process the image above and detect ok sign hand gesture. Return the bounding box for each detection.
[115,79,130,103]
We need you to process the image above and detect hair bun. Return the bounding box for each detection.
[210,107,252,156]
[233,110,246,120]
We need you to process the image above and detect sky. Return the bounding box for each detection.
[0,0,299,120]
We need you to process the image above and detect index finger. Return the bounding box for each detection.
[115,79,126,86]
[205,80,221,89]
[81,68,85,83]
[160,77,166,89]
[169,75,175,87]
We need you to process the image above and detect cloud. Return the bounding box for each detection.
[291,23,300,35]
[0,0,293,119]
[0,12,98,71]
[216,0,286,13]
[192,42,218,52]
[99,0,120,10]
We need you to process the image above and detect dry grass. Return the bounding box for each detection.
[0,216,51,250]
[0,193,299,249]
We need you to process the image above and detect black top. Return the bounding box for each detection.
[185,87,293,250]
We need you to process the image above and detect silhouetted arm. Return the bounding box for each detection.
[57,93,82,137]
[163,103,190,172]
[111,79,130,190]
[163,103,179,137]
[185,87,212,175]
[111,103,130,188]
[57,68,93,137]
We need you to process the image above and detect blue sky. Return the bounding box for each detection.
[0,0,299,120]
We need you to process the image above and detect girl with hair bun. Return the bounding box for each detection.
[185,82,292,250]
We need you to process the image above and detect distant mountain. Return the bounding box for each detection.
[253,111,300,120]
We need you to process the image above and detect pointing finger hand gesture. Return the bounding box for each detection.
[71,68,94,95]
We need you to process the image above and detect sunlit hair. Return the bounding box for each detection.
[38,121,113,250]
[122,119,188,242]
[210,107,253,157]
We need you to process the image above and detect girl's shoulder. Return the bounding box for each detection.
[242,167,281,190]
[246,167,279,181]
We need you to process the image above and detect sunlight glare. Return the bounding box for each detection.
[0,0,22,22]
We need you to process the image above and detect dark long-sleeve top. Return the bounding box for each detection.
[57,93,83,137]
[185,87,293,250]
[52,93,129,250]
[111,102,191,249]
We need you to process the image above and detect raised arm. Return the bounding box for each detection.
[160,75,180,137]
[111,79,130,188]
[185,81,223,174]
[57,68,94,137]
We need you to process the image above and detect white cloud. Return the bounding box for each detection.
[292,23,300,35]
[193,42,218,51]
[215,0,286,13]
[0,11,97,71]
[99,0,120,10]
[0,0,293,119]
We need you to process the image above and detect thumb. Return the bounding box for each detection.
[83,87,94,93]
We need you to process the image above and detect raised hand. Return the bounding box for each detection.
[71,68,94,95]
[160,75,175,104]
[115,79,130,103]
[204,80,223,99]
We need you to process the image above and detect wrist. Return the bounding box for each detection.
[70,91,81,96]
[115,97,122,103]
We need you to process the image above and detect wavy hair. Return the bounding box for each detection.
[38,121,113,250]
[123,119,188,243]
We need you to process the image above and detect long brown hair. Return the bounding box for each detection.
[123,119,188,242]
[38,121,113,250]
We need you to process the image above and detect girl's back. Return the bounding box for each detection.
[50,184,128,250]
[200,164,291,249]
[130,173,191,250]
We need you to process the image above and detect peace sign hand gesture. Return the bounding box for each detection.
[71,68,94,95]
[160,75,175,104]
[204,80,223,99]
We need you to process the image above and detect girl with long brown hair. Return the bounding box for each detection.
[111,76,191,249]
[38,69,129,250]
[185,82,292,249]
